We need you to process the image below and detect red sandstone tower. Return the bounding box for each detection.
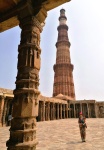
[53,9,76,100]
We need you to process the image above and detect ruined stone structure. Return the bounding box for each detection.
[53,9,75,99]
[69,100,97,118]
[0,88,104,128]
[0,88,13,127]
[0,88,68,126]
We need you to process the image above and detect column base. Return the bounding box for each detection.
[7,139,38,150]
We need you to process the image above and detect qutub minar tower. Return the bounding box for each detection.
[53,9,76,100]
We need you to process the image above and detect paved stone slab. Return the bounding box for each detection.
[0,119,104,150]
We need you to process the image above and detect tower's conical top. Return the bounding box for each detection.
[56,8,69,47]
[60,8,66,17]
[59,8,67,25]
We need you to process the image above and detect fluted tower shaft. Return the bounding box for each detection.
[53,9,76,100]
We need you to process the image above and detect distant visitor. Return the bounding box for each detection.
[78,112,87,142]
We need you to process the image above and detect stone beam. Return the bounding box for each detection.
[0,0,70,32]
[0,0,21,13]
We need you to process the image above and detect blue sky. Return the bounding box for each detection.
[0,0,104,101]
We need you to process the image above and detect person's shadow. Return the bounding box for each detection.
[66,141,84,144]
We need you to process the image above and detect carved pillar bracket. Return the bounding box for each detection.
[6,14,45,150]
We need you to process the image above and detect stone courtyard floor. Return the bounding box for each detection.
[0,118,104,150]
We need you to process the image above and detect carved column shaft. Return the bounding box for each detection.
[50,103,52,120]
[60,104,62,119]
[63,104,65,119]
[0,96,4,126]
[87,103,90,118]
[74,104,76,118]
[45,103,49,121]
[94,103,97,118]
[47,102,50,120]
[52,103,55,120]
[45,103,47,121]
[40,104,42,121]
[42,101,45,121]
[6,16,42,150]
[2,98,7,126]
[66,104,68,118]
[57,103,59,119]
[68,103,71,118]
[80,103,82,113]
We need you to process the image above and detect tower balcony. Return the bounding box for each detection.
[53,63,74,72]
[59,16,67,21]
[56,41,71,48]
[57,24,68,31]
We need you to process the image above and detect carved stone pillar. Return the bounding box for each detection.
[74,104,76,118]
[42,101,45,121]
[87,103,90,118]
[57,103,59,119]
[2,97,7,126]
[63,104,65,119]
[68,103,71,118]
[0,96,4,126]
[80,103,82,113]
[47,102,50,120]
[94,103,97,118]
[45,102,49,121]
[60,104,62,119]
[50,103,52,120]
[40,102,42,121]
[45,103,47,121]
[54,103,56,120]
[66,104,68,118]
[6,15,43,150]
[52,103,55,120]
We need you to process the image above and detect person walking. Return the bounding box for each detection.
[78,112,87,142]
[8,114,12,126]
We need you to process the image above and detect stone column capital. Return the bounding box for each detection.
[17,0,47,24]
[19,16,43,33]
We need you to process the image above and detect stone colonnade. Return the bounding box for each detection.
[37,95,68,121]
[37,101,68,121]
[0,93,69,126]
[69,100,96,118]
[0,95,4,126]
[1,92,104,128]
[0,92,13,127]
